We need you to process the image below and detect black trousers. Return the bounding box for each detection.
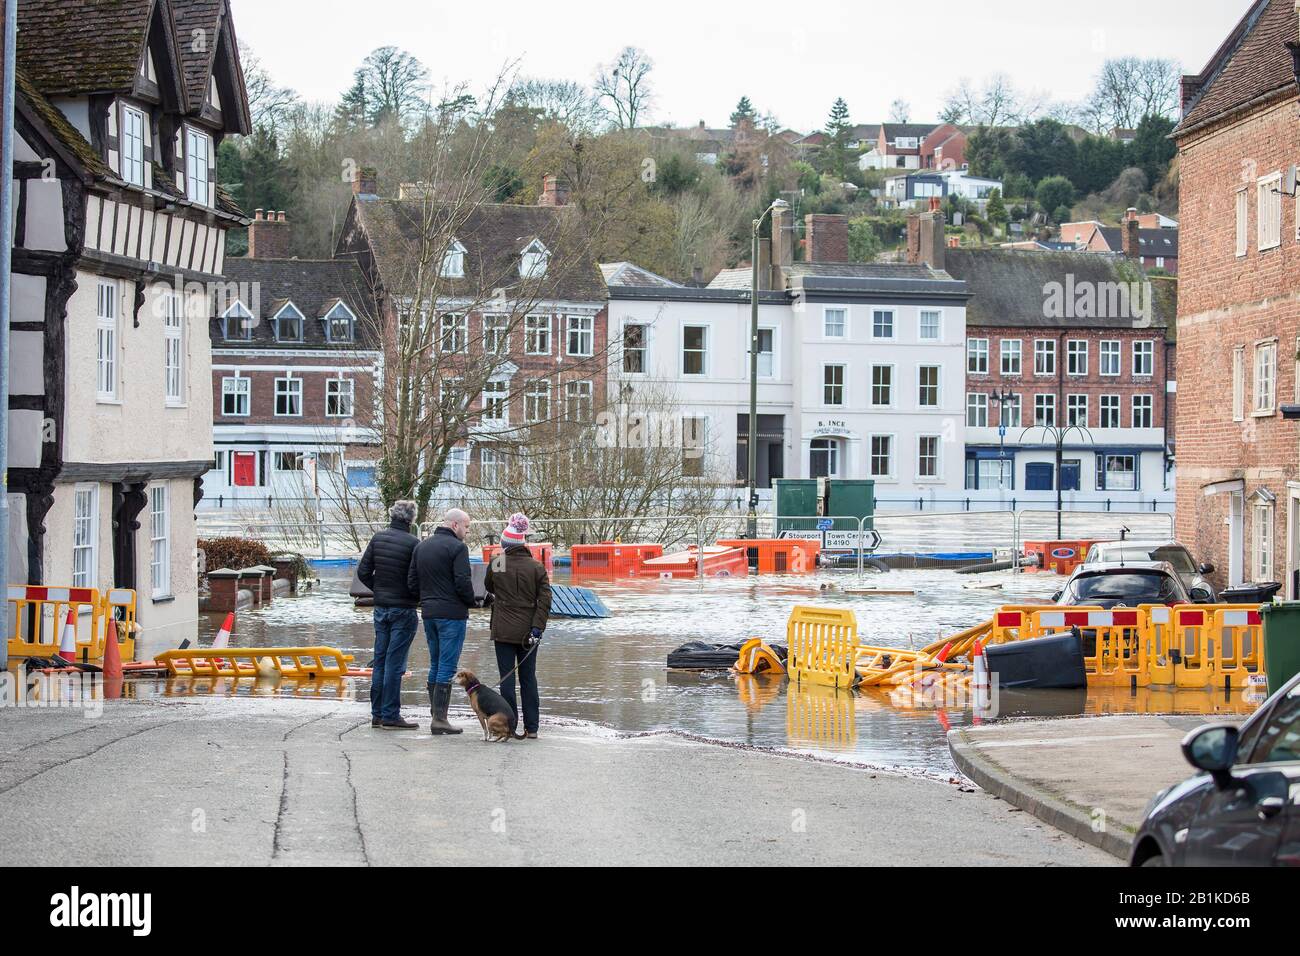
[493,641,539,734]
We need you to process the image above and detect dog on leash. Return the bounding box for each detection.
[453,670,525,742]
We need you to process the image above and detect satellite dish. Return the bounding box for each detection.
[1286,165,1298,197]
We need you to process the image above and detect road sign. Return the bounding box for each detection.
[779,528,883,553]
[816,518,833,531]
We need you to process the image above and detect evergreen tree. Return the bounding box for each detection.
[335,75,368,132]
[825,98,851,179]
[986,188,1008,227]
[730,96,757,128]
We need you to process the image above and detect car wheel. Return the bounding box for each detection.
[1139,852,1166,867]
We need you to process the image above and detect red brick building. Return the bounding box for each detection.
[1174,0,1300,593]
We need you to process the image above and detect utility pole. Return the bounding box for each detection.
[0,0,19,671]
[747,197,788,538]
[1020,422,1094,540]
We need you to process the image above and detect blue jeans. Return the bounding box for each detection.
[423,617,467,685]
[371,607,418,721]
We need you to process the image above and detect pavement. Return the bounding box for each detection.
[948,714,1227,859]
[0,696,1112,866]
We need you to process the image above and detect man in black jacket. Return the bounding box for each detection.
[407,507,476,734]
[358,500,420,729]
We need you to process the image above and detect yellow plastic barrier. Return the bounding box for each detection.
[7,585,138,661]
[154,646,356,679]
[734,637,786,675]
[786,606,859,688]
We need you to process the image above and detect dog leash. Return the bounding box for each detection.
[495,640,540,688]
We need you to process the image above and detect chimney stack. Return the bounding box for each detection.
[771,202,793,290]
[905,209,946,271]
[805,214,849,263]
[352,166,378,198]
[248,209,291,259]
[539,174,570,207]
[1122,207,1141,261]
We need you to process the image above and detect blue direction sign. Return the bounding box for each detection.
[816,518,834,531]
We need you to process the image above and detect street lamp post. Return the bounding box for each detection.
[747,198,789,538]
[1019,422,1094,539]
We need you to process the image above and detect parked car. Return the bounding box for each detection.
[1054,560,1201,608]
[1083,539,1218,602]
[1129,670,1300,866]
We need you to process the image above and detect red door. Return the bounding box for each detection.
[233,452,256,487]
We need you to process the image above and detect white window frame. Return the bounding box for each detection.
[823,363,846,407]
[72,485,99,590]
[439,313,468,353]
[324,301,355,343]
[1034,338,1057,377]
[566,314,594,357]
[1099,394,1120,428]
[1235,186,1249,258]
[149,483,171,599]
[916,434,941,480]
[869,434,895,479]
[1258,172,1282,252]
[482,380,509,425]
[273,302,304,343]
[1034,393,1056,427]
[326,377,354,418]
[483,314,509,355]
[1100,340,1121,377]
[919,309,941,342]
[221,375,250,417]
[870,363,894,408]
[121,103,145,187]
[1132,393,1153,428]
[823,307,847,339]
[525,314,552,355]
[1255,340,1277,415]
[871,309,895,340]
[442,240,466,278]
[96,280,118,402]
[917,364,941,408]
[565,380,593,421]
[1000,339,1021,376]
[1002,393,1022,429]
[184,126,211,206]
[682,325,709,376]
[223,300,253,341]
[967,337,989,375]
[622,323,647,374]
[1132,340,1154,377]
[520,240,550,278]
[163,291,184,406]
[1066,339,1088,377]
[524,379,551,424]
[756,327,776,378]
[966,392,988,427]
[1253,501,1275,581]
[1067,393,1088,427]
[274,376,303,417]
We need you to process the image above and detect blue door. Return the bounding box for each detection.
[1025,463,1054,491]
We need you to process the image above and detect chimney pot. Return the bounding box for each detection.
[247,209,290,259]
[254,208,264,220]
[539,174,570,207]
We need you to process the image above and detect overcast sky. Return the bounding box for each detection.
[230,0,1252,131]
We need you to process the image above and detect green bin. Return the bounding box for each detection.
[1259,602,1300,695]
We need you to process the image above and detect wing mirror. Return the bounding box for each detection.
[1190,587,1214,604]
[1199,562,1215,575]
[1051,589,1063,602]
[1182,723,1240,788]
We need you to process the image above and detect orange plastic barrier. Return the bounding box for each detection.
[717,539,821,575]
[642,546,748,579]
[482,541,554,572]
[569,542,664,577]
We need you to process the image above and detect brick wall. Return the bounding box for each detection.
[1175,96,1300,589]
[211,354,379,426]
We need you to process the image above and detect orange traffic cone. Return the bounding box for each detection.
[102,619,123,699]
[210,611,234,665]
[58,609,78,662]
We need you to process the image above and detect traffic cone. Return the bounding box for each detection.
[102,619,123,699]
[210,612,234,666]
[933,641,954,663]
[971,639,991,722]
[58,609,77,662]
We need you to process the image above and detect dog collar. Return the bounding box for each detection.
[464,680,481,694]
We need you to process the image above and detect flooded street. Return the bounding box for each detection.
[165,563,1261,777]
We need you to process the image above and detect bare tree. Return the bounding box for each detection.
[594,46,653,129]
[351,46,432,128]
[941,74,1046,127]
[512,77,604,134]
[888,98,911,123]
[1079,57,1181,134]
[239,42,299,135]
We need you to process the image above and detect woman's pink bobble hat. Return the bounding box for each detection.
[500,512,530,545]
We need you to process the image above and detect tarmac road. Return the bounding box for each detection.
[0,696,1112,866]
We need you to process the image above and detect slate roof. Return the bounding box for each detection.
[880,123,939,141]
[15,66,117,182]
[600,261,682,289]
[17,0,162,97]
[1095,227,1180,258]
[350,198,607,304]
[214,258,381,349]
[942,248,1176,331]
[1176,0,1297,136]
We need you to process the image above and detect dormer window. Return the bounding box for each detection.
[442,240,466,278]
[273,302,304,342]
[520,240,549,279]
[323,301,355,343]
[121,105,145,187]
[185,127,211,206]
[223,301,253,340]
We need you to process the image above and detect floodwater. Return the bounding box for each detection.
[158,563,1262,777]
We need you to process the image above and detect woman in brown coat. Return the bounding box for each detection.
[483,513,551,738]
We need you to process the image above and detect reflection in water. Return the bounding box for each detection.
[170,566,1266,774]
